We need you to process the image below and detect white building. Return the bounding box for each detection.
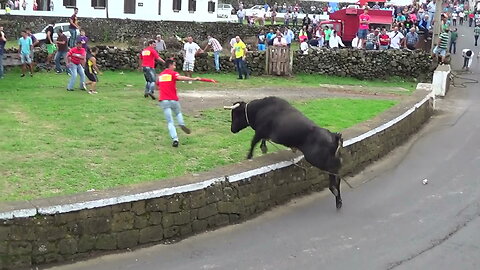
[3,0,220,22]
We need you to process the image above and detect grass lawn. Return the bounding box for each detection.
[0,70,398,201]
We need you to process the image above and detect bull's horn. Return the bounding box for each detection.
[223,103,241,110]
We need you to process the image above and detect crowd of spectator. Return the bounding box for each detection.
[238,0,480,64]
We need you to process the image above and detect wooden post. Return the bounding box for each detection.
[265,47,269,75]
[431,0,443,50]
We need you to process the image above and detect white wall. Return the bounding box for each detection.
[3,0,219,22]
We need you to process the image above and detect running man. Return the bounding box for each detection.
[139,40,165,99]
[85,47,101,94]
[157,59,211,147]
[18,30,33,77]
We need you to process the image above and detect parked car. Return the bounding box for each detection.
[244,5,265,17]
[245,5,310,20]
[33,23,80,49]
[217,3,234,18]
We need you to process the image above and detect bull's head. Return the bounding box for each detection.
[224,101,248,133]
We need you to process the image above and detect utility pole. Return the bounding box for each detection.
[431,0,444,50]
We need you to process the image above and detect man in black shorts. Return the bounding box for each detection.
[85,47,101,94]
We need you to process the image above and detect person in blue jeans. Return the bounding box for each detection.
[68,8,79,48]
[203,35,223,72]
[157,59,207,147]
[18,30,34,77]
[54,29,70,74]
[66,41,86,91]
[0,25,6,79]
[230,36,248,79]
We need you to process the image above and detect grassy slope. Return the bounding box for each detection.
[0,71,397,201]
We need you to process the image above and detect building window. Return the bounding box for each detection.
[91,0,106,9]
[124,0,136,14]
[208,1,215,13]
[172,0,181,11]
[63,0,76,8]
[158,0,161,15]
[188,0,196,12]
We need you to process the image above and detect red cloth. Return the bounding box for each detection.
[67,47,86,65]
[140,47,160,68]
[157,69,180,101]
[200,78,217,83]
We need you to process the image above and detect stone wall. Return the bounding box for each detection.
[0,92,434,269]
[294,49,433,80]
[10,46,432,80]
[0,15,262,46]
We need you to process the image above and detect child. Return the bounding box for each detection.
[462,49,474,71]
[85,47,101,94]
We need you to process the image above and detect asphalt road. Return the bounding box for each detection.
[46,26,480,270]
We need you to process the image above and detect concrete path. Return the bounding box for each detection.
[45,26,480,270]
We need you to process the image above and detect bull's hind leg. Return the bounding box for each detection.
[329,173,342,209]
[260,139,268,154]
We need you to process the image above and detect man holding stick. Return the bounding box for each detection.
[157,59,216,147]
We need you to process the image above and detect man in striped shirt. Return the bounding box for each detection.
[433,29,450,64]
[204,35,223,72]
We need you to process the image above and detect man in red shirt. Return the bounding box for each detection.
[157,59,201,147]
[379,27,391,50]
[140,40,165,99]
[66,41,86,91]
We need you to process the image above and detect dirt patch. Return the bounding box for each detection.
[178,87,403,114]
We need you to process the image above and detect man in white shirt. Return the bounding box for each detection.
[204,35,223,72]
[230,37,237,53]
[329,30,345,49]
[300,38,310,55]
[257,8,265,26]
[351,35,362,48]
[462,49,474,70]
[183,36,202,81]
[389,26,404,49]
[237,8,246,24]
[273,34,287,47]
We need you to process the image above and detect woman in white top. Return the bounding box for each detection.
[300,38,309,55]
[329,30,345,49]
[351,35,362,49]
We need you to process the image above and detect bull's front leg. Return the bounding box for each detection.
[260,139,268,154]
[247,133,262,159]
[329,173,342,209]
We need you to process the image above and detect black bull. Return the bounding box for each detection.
[225,96,344,209]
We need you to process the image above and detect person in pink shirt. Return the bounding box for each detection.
[357,7,370,49]
[409,12,417,23]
